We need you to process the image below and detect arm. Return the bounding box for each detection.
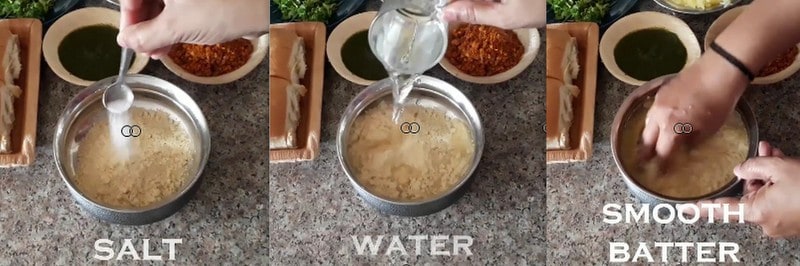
[639,0,800,162]
[119,0,269,57]
[702,0,800,97]
[232,0,269,36]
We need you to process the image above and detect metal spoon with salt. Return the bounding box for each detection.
[102,48,134,113]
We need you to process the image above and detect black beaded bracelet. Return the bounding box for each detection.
[710,41,755,81]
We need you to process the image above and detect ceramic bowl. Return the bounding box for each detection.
[440,24,540,84]
[600,12,701,86]
[42,7,149,86]
[161,34,268,85]
[653,0,741,15]
[705,6,800,85]
[327,11,379,86]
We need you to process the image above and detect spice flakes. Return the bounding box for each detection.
[758,46,799,77]
[445,24,525,77]
[169,38,254,77]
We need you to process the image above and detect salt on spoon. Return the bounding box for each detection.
[103,48,134,113]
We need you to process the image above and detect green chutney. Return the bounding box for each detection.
[341,30,388,81]
[58,24,131,81]
[614,28,687,81]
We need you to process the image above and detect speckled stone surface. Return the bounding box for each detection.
[547,1,800,264]
[268,1,545,264]
[0,0,268,264]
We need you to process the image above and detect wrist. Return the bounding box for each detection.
[232,0,269,37]
[254,0,269,34]
[698,51,749,99]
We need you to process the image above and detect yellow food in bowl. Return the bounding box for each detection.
[669,0,729,10]
[346,101,475,202]
[619,101,748,199]
[73,108,195,209]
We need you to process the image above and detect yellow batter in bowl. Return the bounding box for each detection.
[346,100,475,202]
[619,100,749,199]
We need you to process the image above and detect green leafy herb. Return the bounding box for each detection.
[548,0,610,23]
[274,0,338,23]
[0,0,54,19]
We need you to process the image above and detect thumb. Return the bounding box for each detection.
[734,157,786,183]
[443,1,503,28]
[117,16,177,54]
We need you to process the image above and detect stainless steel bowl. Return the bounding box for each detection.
[54,74,211,225]
[336,76,484,216]
[610,75,758,205]
[653,0,741,15]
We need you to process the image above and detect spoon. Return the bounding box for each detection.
[103,48,134,113]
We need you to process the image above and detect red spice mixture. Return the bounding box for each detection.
[758,46,799,77]
[445,24,525,77]
[168,38,254,77]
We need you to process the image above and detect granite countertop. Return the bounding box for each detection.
[547,1,800,264]
[268,1,545,264]
[0,0,268,264]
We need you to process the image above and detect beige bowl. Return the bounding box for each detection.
[43,7,149,86]
[599,11,701,86]
[440,24,540,84]
[327,11,378,86]
[161,34,268,85]
[705,6,800,85]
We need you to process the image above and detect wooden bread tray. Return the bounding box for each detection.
[269,22,326,163]
[0,19,41,167]
[546,22,598,164]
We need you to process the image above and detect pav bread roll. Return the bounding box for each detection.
[0,24,21,154]
[269,76,307,149]
[546,28,579,83]
[545,28,580,150]
[269,27,306,84]
[546,77,579,150]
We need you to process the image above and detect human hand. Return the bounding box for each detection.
[639,53,749,165]
[117,0,269,59]
[743,141,784,193]
[442,0,545,29]
[683,141,800,238]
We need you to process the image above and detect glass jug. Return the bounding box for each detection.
[368,0,449,122]
[368,0,449,76]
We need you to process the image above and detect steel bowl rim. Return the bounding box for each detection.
[652,0,741,15]
[610,74,759,203]
[54,74,211,214]
[336,76,484,206]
